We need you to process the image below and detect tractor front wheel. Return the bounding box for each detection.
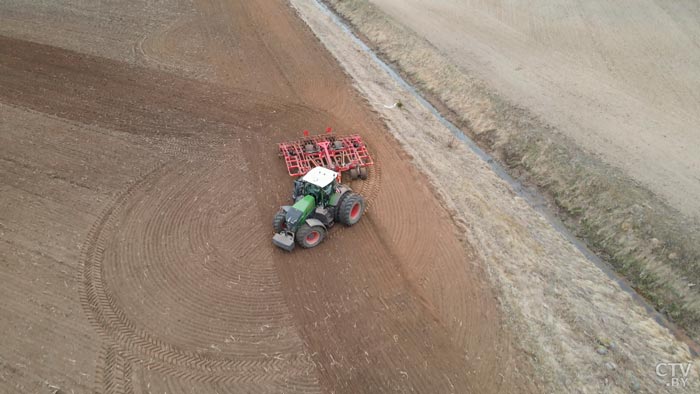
[338,193,365,226]
[296,224,326,248]
[273,209,287,233]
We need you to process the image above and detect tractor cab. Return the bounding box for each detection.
[272,166,366,252]
[296,167,338,206]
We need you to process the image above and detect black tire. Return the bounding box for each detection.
[272,209,287,233]
[358,167,368,180]
[296,224,326,248]
[334,192,349,222]
[338,193,365,226]
[349,167,359,180]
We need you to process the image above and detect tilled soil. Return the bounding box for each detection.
[0,1,535,393]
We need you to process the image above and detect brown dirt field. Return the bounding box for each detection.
[0,1,537,393]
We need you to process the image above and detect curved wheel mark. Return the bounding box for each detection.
[356,161,382,207]
[78,160,306,380]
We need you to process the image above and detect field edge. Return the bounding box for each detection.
[320,0,700,344]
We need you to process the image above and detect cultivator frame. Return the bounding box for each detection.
[278,129,373,179]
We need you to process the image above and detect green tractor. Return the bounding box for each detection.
[272,166,366,251]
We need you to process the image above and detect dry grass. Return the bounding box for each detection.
[324,0,700,341]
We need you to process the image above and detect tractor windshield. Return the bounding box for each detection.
[303,182,334,206]
[304,183,321,196]
[323,183,334,195]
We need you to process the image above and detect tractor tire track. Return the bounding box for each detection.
[78,152,317,389]
[0,0,532,392]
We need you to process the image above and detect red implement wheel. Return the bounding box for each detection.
[358,167,368,180]
[349,167,359,180]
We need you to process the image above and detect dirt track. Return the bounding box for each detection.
[0,1,536,393]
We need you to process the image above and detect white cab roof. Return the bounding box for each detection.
[302,167,338,187]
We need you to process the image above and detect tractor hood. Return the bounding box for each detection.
[286,195,315,228]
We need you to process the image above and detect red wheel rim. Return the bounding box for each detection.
[350,202,361,220]
[306,231,320,244]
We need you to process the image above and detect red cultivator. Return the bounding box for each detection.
[278,128,374,180]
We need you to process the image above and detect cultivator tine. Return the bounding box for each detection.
[278,130,374,178]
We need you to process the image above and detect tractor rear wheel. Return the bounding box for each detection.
[338,193,365,226]
[272,209,287,233]
[296,224,326,248]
